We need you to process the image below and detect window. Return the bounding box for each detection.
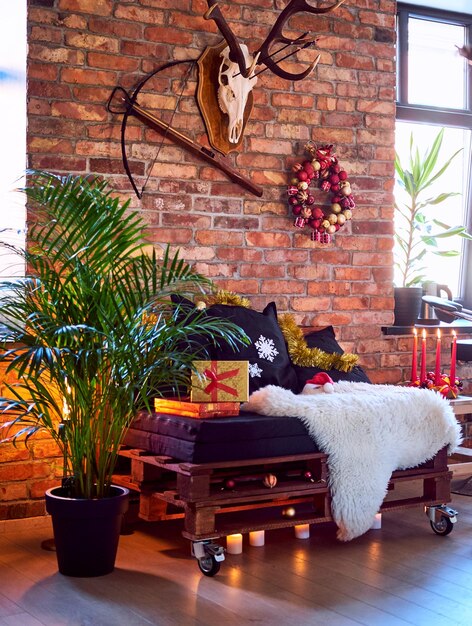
[396,3,472,300]
[0,2,26,286]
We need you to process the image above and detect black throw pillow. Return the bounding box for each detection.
[206,302,299,394]
[292,326,371,392]
[171,296,299,394]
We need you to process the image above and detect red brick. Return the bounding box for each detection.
[245,232,291,248]
[261,281,305,295]
[29,479,60,499]
[0,483,28,502]
[28,137,74,154]
[218,248,263,262]
[29,43,85,65]
[87,52,140,72]
[65,32,119,52]
[271,93,315,109]
[61,67,117,86]
[88,17,142,39]
[58,0,113,15]
[240,264,285,278]
[114,5,165,23]
[30,26,63,44]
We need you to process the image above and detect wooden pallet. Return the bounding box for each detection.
[114,446,452,541]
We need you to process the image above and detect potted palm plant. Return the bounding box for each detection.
[0,171,246,577]
[394,128,471,325]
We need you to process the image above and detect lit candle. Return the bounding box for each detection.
[410,328,418,383]
[294,524,310,539]
[435,329,441,385]
[249,530,265,547]
[371,513,382,529]
[226,533,243,554]
[450,331,457,385]
[420,329,427,384]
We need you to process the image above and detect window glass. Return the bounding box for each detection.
[0,2,26,281]
[395,121,471,296]
[408,17,467,109]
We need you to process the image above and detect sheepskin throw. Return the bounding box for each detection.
[242,382,461,541]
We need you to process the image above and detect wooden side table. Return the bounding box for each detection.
[448,396,472,476]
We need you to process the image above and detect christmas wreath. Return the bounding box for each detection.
[287,142,355,243]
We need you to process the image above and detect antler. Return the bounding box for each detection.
[256,0,347,80]
[204,1,254,78]
[204,0,346,81]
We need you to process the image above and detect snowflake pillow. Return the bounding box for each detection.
[205,302,299,394]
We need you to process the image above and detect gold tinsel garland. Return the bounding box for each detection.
[278,314,358,373]
[208,290,251,308]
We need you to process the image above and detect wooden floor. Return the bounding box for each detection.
[2,493,472,625]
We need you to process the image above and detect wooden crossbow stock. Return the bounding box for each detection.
[107,0,346,199]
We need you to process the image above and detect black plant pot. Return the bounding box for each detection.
[393,287,423,327]
[45,485,129,577]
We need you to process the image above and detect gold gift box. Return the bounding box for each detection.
[190,360,249,403]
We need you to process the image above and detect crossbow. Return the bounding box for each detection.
[107,59,263,198]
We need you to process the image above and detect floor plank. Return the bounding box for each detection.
[1,493,472,625]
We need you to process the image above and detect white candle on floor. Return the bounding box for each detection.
[371,513,382,529]
[226,533,243,554]
[294,524,310,539]
[249,530,265,546]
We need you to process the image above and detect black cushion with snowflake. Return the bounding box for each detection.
[292,325,371,392]
[205,302,299,394]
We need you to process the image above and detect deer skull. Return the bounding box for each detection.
[217,44,257,144]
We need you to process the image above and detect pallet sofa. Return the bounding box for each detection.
[113,299,460,575]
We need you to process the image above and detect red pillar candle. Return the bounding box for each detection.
[434,329,441,385]
[410,328,418,383]
[450,331,457,385]
[420,329,427,384]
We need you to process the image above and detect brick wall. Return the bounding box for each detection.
[4,0,461,520]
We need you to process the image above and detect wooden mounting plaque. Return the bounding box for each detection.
[197,41,254,156]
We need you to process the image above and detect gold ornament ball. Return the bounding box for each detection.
[327,224,337,235]
[312,160,321,171]
[343,209,352,220]
[291,177,300,186]
[195,301,207,310]
[298,181,309,191]
[337,213,346,226]
[328,213,338,225]
[283,506,296,518]
[321,219,331,230]
[263,473,278,489]
[340,183,352,197]
[331,202,342,214]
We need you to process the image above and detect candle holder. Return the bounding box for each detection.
[408,371,462,399]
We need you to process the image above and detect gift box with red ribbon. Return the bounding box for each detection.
[190,360,249,403]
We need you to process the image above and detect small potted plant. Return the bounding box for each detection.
[394,128,471,325]
[0,171,246,577]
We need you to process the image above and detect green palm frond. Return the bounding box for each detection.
[394,131,468,287]
[0,171,247,498]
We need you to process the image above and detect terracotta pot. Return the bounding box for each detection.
[45,485,129,577]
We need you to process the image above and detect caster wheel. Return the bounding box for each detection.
[430,516,454,536]
[197,555,221,577]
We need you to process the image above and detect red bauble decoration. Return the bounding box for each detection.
[287,142,355,243]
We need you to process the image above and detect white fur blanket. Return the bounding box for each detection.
[242,382,461,541]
